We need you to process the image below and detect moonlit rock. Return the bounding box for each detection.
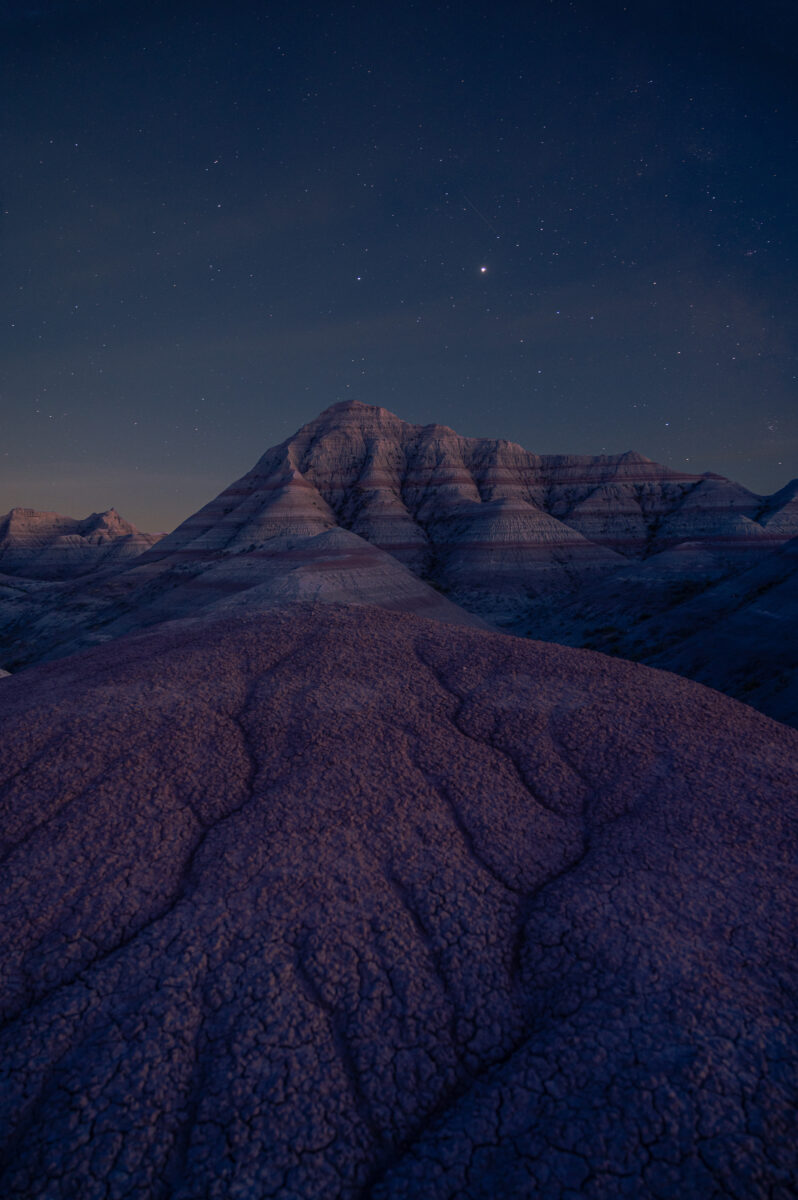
[147,526,485,628]
[0,605,795,1198]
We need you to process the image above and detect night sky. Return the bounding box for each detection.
[2,0,796,532]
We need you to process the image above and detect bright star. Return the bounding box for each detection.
[480,265,487,273]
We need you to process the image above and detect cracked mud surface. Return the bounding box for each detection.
[1,604,796,1198]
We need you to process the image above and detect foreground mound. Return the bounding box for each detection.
[1,606,796,1199]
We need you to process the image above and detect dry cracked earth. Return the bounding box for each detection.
[1,605,797,1198]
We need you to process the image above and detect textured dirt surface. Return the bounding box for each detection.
[1,605,797,1199]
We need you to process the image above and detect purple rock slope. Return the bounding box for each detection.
[1,605,796,1198]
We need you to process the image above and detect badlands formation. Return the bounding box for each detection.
[0,506,161,579]
[131,400,798,726]
[2,400,794,725]
[1,606,797,1199]
[148,400,797,600]
[0,402,797,1198]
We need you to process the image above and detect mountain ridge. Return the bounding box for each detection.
[1,401,795,726]
[0,504,162,579]
[134,402,796,634]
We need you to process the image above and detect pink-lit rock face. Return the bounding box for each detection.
[1,604,796,1199]
[0,507,162,579]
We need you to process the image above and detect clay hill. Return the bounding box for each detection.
[0,401,795,726]
[1,605,796,1199]
[0,506,162,579]
[144,400,798,618]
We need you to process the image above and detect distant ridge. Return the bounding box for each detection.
[0,506,162,579]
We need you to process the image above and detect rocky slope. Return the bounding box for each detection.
[0,524,482,672]
[758,477,798,537]
[0,604,796,1199]
[141,404,622,621]
[0,506,162,579]
[141,400,796,622]
[508,530,798,728]
[0,403,795,725]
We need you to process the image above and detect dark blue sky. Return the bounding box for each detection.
[1,0,796,530]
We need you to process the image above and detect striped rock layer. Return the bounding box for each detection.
[0,507,162,580]
[143,402,798,615]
